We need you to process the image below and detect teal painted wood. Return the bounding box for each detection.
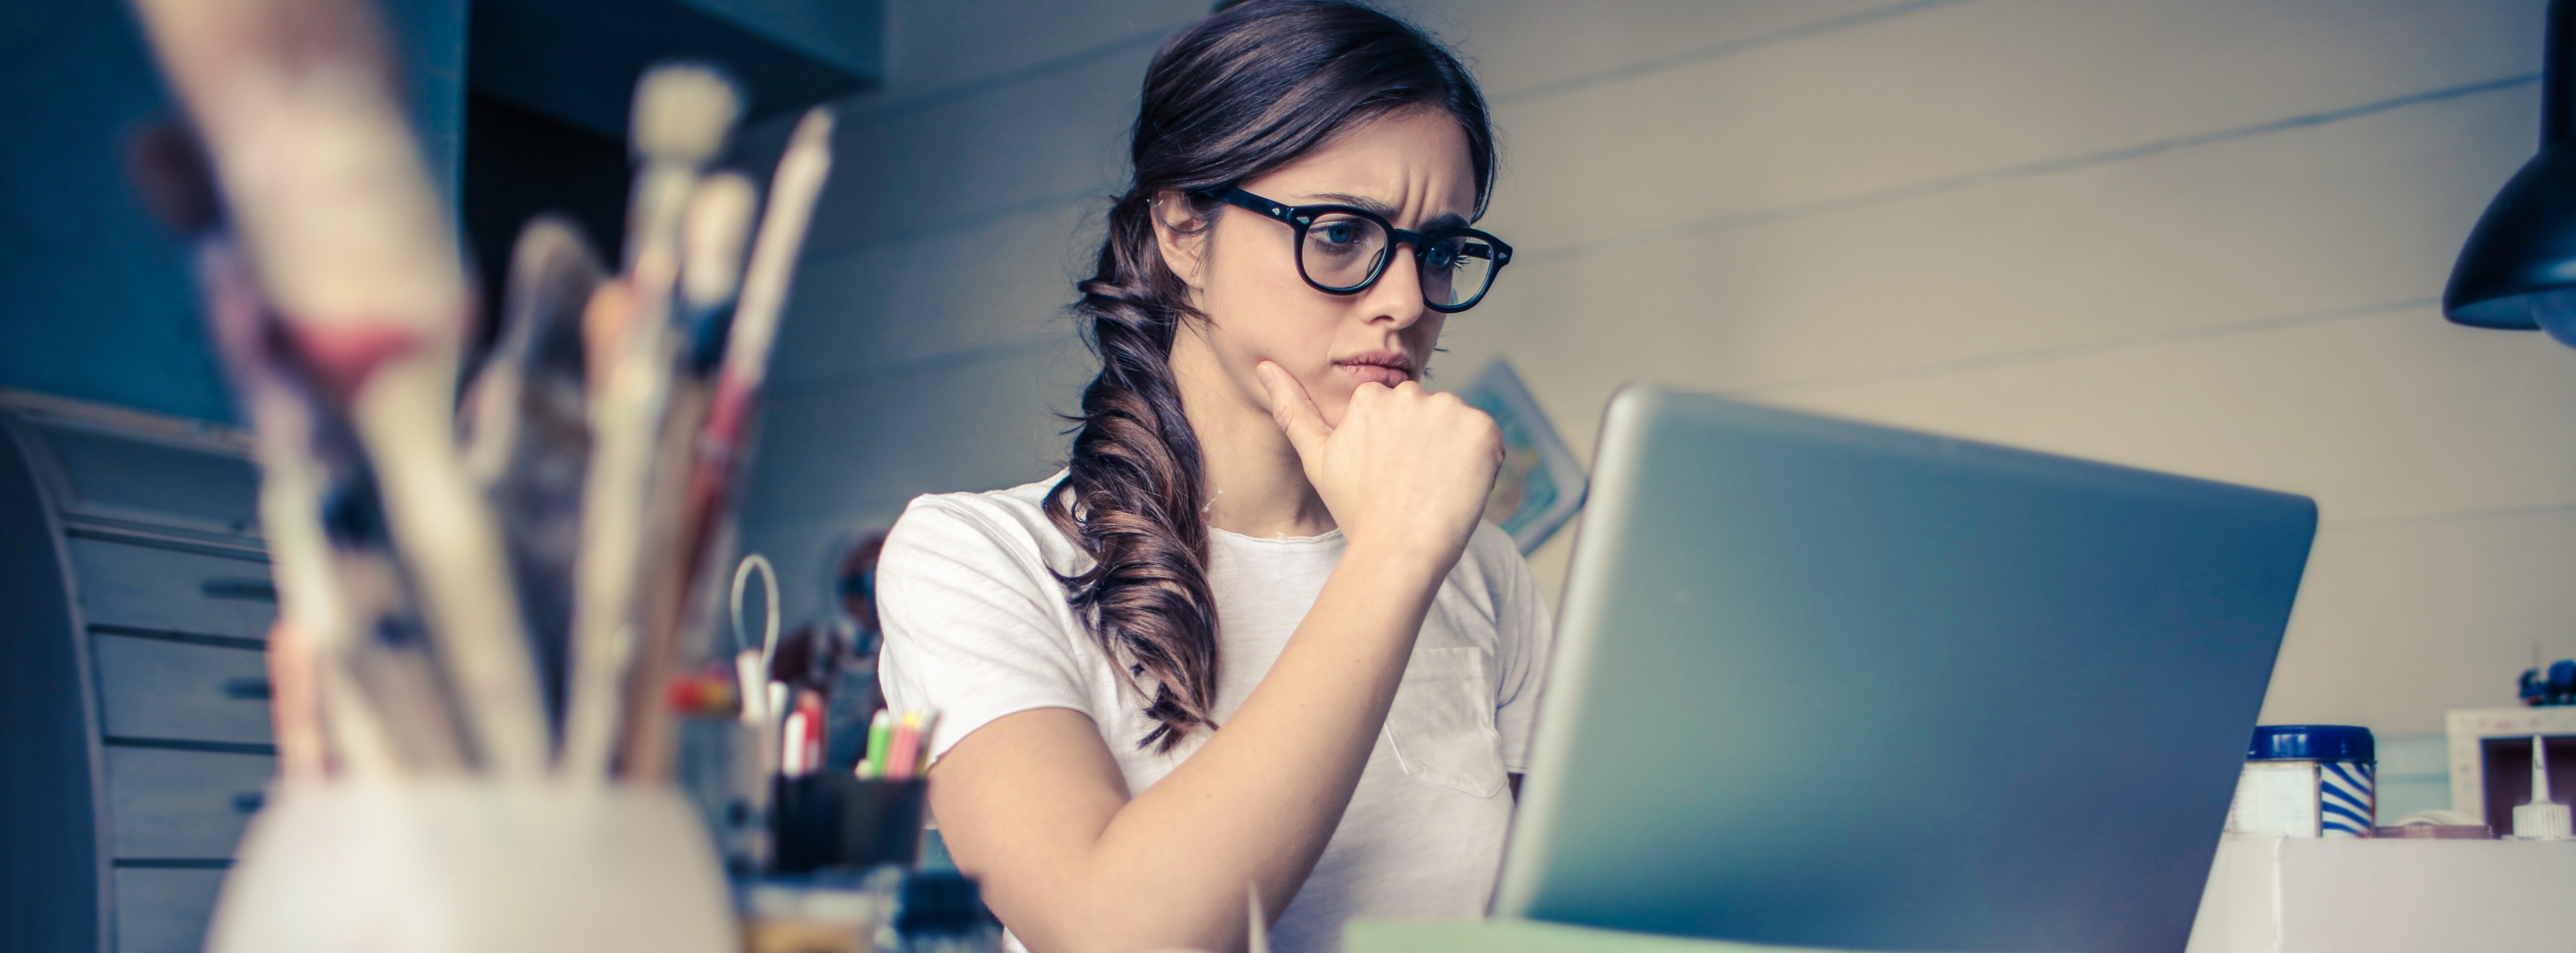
[0,0,466,425]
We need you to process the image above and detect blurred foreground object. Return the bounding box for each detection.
[124,0,842,947]
[132,0,549,775]
[207,783,735,953]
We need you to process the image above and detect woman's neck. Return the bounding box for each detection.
[1169,326,1337,540]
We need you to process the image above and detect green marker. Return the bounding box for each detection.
[863,710,894,779]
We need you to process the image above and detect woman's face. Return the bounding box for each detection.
[1160,107,1480,427]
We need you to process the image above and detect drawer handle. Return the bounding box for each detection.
[223,678,272,700]
[233,792,264,814]
[201,578,278,602]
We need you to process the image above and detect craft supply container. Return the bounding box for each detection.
[206,781,737,953]
[2226,725,2376,838]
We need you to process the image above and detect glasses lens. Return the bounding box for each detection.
[1421,235,1498,309]
[1298,214,1389,291]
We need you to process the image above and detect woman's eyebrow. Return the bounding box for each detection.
[1307,192,1470,231]
[1308,192,1399,216]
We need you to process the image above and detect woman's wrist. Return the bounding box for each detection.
[1338,533,1466,591]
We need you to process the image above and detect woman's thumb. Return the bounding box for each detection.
[1256,362,1331,453]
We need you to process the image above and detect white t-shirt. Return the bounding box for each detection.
[876,475,1553,953]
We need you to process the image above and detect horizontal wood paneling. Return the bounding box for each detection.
[773,201,1091,386]
[1762,308,2576,526]
[1468,0,2540,252]
[1439,80,2539,473]
[745,333,1088,524]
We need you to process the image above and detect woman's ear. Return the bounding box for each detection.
[1149,189,1209,292]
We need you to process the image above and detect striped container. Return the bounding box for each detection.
[2226,725,2376,838]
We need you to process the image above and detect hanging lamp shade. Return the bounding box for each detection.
[2446,0,2576,342]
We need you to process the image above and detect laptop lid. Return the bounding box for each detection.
[1494,385,2316,953]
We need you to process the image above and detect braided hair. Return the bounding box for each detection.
[1045,0,1497,750]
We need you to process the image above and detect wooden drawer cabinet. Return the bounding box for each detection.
[1,393,277,953]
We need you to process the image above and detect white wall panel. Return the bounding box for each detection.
[1440,80,2536,456]
[747,335,1087,525]
[773,201,1091,387]
[875,0,1201,97]
[796,46,1142,258]
[1403,0,1910,98]
[2266,508,2576,734]
[1463,0,2540,253]
[1766,307,2576,524]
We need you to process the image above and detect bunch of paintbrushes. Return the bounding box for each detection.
[126,0,834,784]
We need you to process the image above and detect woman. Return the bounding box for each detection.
[875,3,1548,950]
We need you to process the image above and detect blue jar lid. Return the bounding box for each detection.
[2247,725,2374,763]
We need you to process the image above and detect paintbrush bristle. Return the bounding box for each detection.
[681,172,757,309]
[631,63,741,164]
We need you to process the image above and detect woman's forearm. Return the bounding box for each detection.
[942,541,1451,953]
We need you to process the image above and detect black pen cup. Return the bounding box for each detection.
[770,774,929,873]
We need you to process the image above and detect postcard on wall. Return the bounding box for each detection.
[1454,359,1585,554]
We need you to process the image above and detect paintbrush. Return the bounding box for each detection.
[614,171,759,780]
[129,117,458,780]
[617,108,835,782]
[562,64,742,780]
[204,236,474,778]
[457,216,607,737]
[130,0,549,775]
[198,238,413,779]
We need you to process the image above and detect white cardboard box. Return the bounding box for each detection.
[2447,707,2576,828]
[2184,835,2576,953]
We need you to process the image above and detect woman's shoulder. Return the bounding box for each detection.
[1452,519,1531,587]
[1423,520,1543,635]
[884,473,1087,577]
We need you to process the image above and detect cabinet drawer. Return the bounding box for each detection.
[94,633,273,746]
[69,538,275,640]
[105,746,273,859]
[33,422,262,534]
[113,867,228,953]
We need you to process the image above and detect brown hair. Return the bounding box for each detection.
[1046,0,1498,751]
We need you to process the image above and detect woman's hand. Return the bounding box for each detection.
[1256,361,1503,566]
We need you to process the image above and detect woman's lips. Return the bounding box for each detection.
[1335,362,1411,387]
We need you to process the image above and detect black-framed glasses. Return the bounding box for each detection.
[1199,186,1512,313]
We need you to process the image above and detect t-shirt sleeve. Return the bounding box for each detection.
[1485,526,1556,773]
[875,496,1096,766]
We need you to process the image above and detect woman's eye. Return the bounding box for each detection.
[1427,241,1482,273]
[1316,222,1364,246]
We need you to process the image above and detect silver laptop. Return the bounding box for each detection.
[1494,385,2316,953]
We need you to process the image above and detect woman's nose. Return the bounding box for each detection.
[1362,243,1428,329]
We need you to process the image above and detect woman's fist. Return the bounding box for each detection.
[1256,361,1502,567]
